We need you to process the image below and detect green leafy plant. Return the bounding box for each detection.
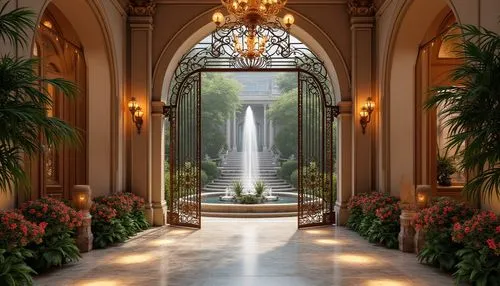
[201,160,220,181]
[0,2,78,193]
[290,170,298,188]
[277,160,297,182]
[437,152,457,186]
[239,194,261,204]
[254,181,266,197]
[90,203,127,249]
[0,248,36,286]
[19,198,83,271]
[368,202,401,249]
[452,211,500,285]
[232,181,243,197]
[413,197,475,272]
[425,24,500,200]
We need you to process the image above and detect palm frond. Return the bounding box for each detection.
[0,2,35,47]
[426,24,500,201]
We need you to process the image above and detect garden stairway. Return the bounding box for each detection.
[202,151,296,193]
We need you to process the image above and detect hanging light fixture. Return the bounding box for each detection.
[212,0,295,61]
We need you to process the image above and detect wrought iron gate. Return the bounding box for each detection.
[167,73,202,228]
[166,25,338,229]
[297,72,335,228]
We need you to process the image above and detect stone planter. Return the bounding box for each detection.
[398,209,417,253]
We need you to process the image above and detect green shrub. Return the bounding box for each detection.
[278,160,297,182]
[90,203,127,249]
[290,170,298,187]
[413,197,475,272]
[201,160,220,180]
[239,194,261,204]
[233,181,243,197]
[254,181,266,197]
[19,198,83,271]
[0,248,36,286]
[164,168,170,206]
[201,170,209,186]
[368,203,401,249]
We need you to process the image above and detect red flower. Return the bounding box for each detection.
[487,239,497,250]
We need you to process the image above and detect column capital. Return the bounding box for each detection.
[347,0,376,17]
[128,0,156,17]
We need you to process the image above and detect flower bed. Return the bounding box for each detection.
[91,192,149,249]
[19,197,84,271]
[452,211,500,285]
[413,197,475,272]
[0,210,46,286]
[347,192,400,248]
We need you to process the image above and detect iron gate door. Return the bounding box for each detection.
[298,71,335,228]
[168,72,202,228]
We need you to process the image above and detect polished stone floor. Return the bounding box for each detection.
[35,218,453,286]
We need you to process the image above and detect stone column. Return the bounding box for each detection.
[335,101,353,225]
[399,209,417,252]
[270,120,275,149]
[263,104,268,150]
[128,0,156,223]
[151,101,167,226]
[348,0,375,194]
[226,118,231,150]
[233,111,237,151]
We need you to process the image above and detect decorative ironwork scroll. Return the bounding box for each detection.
[166,24,338,229]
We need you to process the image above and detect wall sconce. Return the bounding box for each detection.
[359,97,375,134]
[415,185,431,209]
[128,97,144,134]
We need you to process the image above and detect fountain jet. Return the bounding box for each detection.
[242,106,260,193]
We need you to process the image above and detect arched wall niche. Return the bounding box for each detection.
[153,6,350,104]
[379,0,458,198]
[30,0,120,198]
[27,3,89,202]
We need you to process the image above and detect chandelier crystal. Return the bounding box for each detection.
[212,0,295,61]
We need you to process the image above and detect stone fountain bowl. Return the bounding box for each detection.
[201,192,298,218]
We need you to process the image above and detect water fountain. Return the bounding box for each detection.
[219,187,235,201]
[242,106,259,193]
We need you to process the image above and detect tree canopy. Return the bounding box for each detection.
[201,73,241,158]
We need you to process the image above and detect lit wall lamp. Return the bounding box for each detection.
[359,97,375,134]
[128,97,144,134]
[415,185,431,209]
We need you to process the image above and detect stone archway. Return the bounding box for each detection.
[32,0,121,198]
[378,0,459,199]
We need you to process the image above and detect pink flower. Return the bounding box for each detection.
[487,239,497,250]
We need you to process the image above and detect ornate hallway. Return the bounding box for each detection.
[35,218,453,286]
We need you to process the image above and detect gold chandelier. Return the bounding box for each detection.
[212,0,295,60]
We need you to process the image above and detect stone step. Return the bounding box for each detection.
[209,181,292,187]
[213,178,286,183]
[203,185,297,192]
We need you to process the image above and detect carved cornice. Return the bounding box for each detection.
[128,0,156,16]
[347,0,376,17]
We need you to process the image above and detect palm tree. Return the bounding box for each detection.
[0,1,78,192]
[426,24,500,201]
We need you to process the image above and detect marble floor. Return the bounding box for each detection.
[35,218,454,286]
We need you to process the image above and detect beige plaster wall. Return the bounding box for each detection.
[0,0,125,208]
[377,0,500,212]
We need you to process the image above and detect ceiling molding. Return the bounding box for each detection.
[155,0,347,5]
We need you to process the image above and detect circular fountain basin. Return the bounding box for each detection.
[201,192,298,218]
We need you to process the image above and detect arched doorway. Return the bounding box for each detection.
[165,27,339,229]
[29,4,87,201]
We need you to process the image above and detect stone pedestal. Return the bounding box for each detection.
[334,202,350,226]
[414,228,426,254]
[398,209,416,252]
[76,212,93,252]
